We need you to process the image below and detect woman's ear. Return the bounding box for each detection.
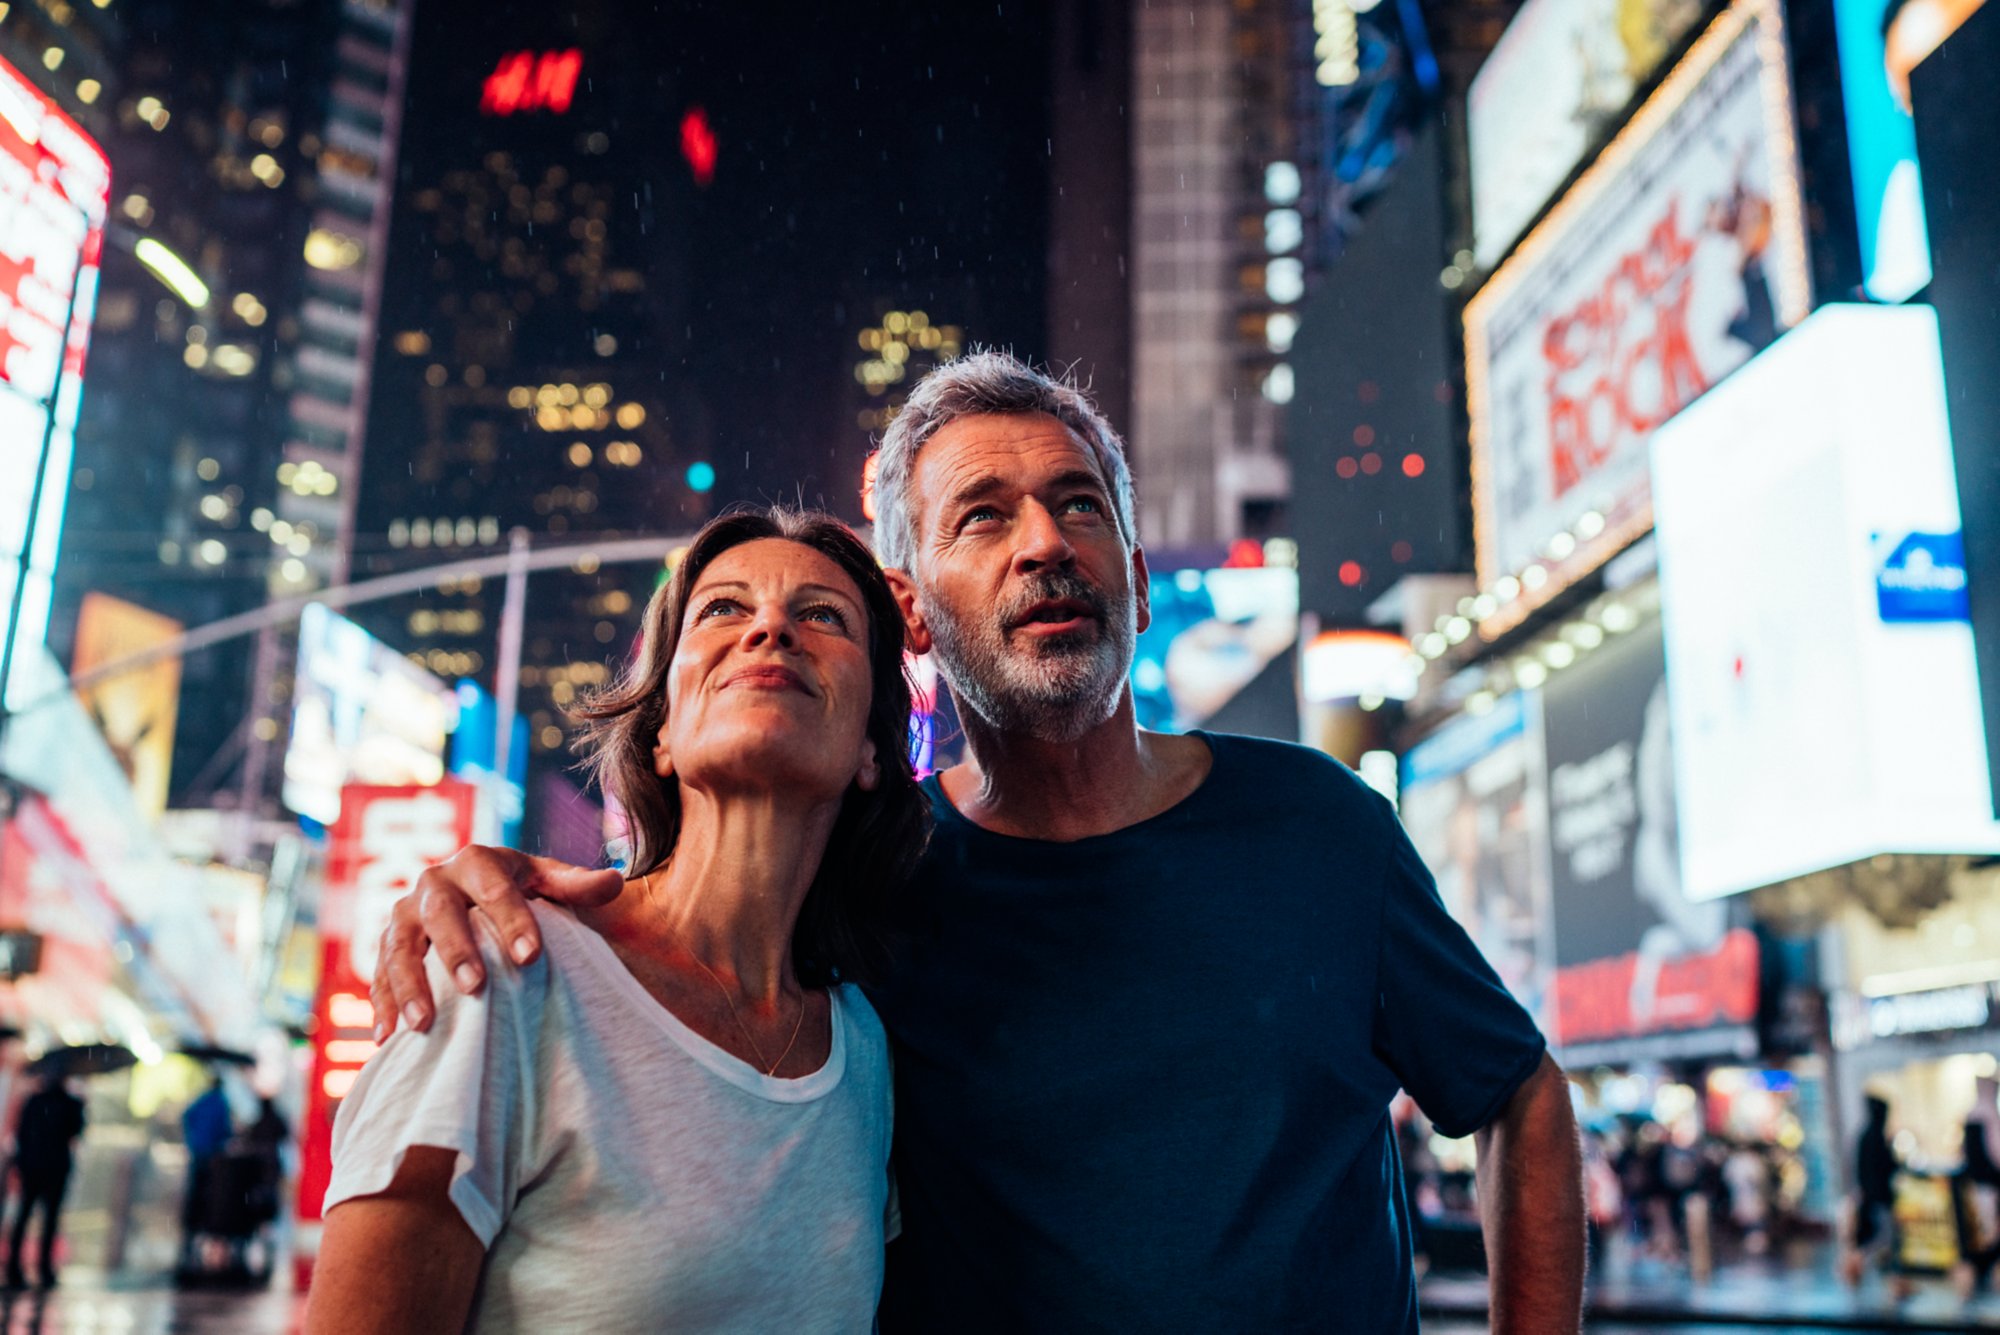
[855,737,880,792]
[652,719,674,780]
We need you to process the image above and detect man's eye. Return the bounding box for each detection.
[962,506,1000,526]
[1065,496,1103,514]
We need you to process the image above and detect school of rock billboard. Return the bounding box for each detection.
[1541,620,1759,1064]
[1463,0,1811,637]
[1400,692,1555,1031]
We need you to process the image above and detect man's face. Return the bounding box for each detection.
[892,412,1148,742]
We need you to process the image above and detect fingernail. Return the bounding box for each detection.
[403,1002,426,1030]
[511,937,534,964]
[455,963,482,992]
[372,1022,388,1044]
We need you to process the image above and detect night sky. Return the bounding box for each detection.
[392,0,1055,517]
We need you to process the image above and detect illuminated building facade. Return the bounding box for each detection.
[352,19,715,787]
[27,0,412,821]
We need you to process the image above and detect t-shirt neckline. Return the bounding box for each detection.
[924,730,1224,848]
[542,906,849,1104]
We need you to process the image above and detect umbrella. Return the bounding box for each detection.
[26,1043,138,1078]
[177,1044,256,1067]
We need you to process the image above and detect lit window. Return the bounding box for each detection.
[1262,363,1295,405]
[303,228,363,271]
[1264,161,1301,207]
[1265,258,1305,304]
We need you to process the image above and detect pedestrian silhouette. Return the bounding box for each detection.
[6,1074,86,1289]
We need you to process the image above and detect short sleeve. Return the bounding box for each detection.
[324,921,544,1246]
[1370,801,1546,1139]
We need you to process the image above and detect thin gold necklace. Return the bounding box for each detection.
[644,871,809,1076]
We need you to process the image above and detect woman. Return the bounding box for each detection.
[306,508,929,1333]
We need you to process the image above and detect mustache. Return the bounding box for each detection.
[996,571,1108,629]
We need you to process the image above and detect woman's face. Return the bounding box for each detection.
[655,538,880,803]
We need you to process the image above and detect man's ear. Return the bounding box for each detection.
[855,738,881,792]
[882,566,934,656]
[1131,544,1153,636]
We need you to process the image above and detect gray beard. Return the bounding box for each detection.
[923,575,1137,745]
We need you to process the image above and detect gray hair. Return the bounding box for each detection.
[871,350,1137,572]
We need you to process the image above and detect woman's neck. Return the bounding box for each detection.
[589,787,842,1003]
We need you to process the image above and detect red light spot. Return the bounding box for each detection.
[1391,541,1414,563]
[1335,457,1358,480]
[681,107,719,186]
[1338,560,1364,587]
[1352,423,1375,448]
[1357,381,1380,404]
[1222,538,1265,568]
[1359,452,1381,475]
[1401,453,1425,478]
[481,50,582,116]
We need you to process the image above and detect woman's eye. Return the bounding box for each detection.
[801,603,850,629]
[696,597,741,620]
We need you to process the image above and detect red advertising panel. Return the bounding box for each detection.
[296,782,474,1268]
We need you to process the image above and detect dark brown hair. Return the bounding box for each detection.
[572,507,930,986]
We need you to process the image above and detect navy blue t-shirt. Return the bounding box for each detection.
[869,732,1545,1332]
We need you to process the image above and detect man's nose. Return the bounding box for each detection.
[740,605,800,651]
[1012,501,1076,574]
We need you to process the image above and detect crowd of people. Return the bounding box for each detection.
[0,1068,290,1291]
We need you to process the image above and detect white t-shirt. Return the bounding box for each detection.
[325,903,894,1333]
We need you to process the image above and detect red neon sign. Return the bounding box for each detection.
[295,781,475,1287]
[680,107,717,186]
[480,49,583,116]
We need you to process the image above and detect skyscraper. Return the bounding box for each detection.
[352,19,714,795]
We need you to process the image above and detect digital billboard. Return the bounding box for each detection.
[1540,620,1757,1063]
[1468,0,1705,267]
[1130,567,1297,734]
[1464,0,1811,638]
[284,604,459,826]
[71,593,182,824]
[0,54,110,710]
[1650,303,2000,901]
[1400,691,1555,1031]
[1833,0,1934,302]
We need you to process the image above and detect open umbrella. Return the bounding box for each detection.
[26,1043,138,1078]
[177,1043,256,1067]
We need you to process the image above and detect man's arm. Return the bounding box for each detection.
[1473,1054,1586,1335]
[304,1147,484,1335]
[369,846,622,1041]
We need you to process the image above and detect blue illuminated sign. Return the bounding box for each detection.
[1874,530,1969,622]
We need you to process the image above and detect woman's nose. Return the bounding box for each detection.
[740,605,799,650]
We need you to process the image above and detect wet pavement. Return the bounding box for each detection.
[1424,1248,2000,1331]
[0,1279,302,1335]
[5,1256,2000,1332]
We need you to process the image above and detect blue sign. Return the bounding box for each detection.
[1874,530,1970,622]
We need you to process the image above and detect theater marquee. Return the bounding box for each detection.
[1464,0,1811,639]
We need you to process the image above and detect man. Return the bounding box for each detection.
[6,1072,85,1289]
[373,352,1585,1330]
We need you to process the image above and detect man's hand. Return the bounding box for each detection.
[1473,1054,1586,1335]
[370,847,623,1041]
